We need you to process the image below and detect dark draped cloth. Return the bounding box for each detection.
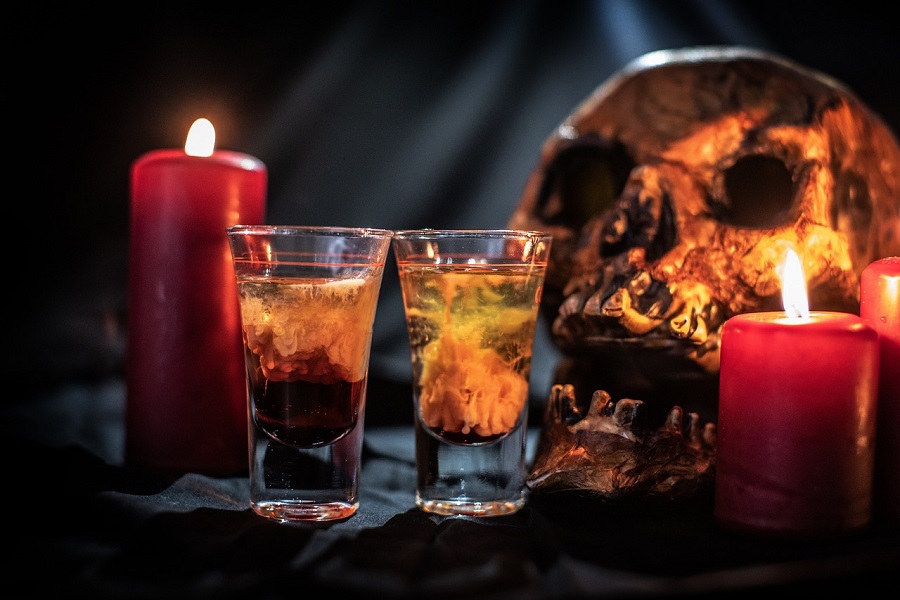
[10,2,900,598]
[3,383,898,598]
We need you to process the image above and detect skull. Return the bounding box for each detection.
[510,46,900,425]
[526,384,717,500]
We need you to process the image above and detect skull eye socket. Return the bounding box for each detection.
[718,155,794,228]
[831,171,873,238]
[536,141,634,230]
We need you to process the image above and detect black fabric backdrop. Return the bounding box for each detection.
[4,385,898,598]
[20,0,900,410]
[6,1,900,597]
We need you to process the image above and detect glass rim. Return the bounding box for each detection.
[227,225,394,238]
[392,229,551,240]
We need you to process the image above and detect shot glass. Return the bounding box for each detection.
[393,229,552,516]
[227,225,393,522]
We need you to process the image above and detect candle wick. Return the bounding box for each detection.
[784,301,810,319]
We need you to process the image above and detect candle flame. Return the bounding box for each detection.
[781,248,810,318]
[185,118,215,157]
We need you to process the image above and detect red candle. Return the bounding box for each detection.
[860,256,900,526]
[127,118,266,476]
[714,250,879,537]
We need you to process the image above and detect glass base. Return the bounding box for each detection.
[414,413,529,518]
[416,495,525,517]
[252,500,358,523]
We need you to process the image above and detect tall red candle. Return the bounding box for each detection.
[127,118,267,476]
[860,256,900,526]
[714,251,879,538]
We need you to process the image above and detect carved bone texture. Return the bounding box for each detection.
[527,384,716,500]
[515,46,900,498]
[510,46,900,383]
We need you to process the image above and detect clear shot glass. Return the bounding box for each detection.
[228,225,393,522]
[392,229,552,516]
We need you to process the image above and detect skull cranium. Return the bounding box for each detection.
[511,46,900,425]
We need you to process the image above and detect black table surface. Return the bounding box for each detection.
[3,379,898,599]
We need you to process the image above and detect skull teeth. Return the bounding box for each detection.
[600,288,663,334]
[555,269,724,350]
[604,276,714,345]
[668,307,709,343]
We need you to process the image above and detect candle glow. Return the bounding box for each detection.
[780,248,810,319]
[714,250,879,537]
[127,119,267,475]
[185,117,215,157]
[860,256,900,525]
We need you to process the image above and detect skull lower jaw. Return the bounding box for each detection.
[552,343,720,427]
[550,285,723,426]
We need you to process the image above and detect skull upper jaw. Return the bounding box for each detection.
[510,47,900,428]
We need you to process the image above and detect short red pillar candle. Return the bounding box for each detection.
[127,118,267,476]
[860,256,900,526]
[714,250,879,538]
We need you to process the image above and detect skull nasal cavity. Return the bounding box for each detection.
[721,156,794,228]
